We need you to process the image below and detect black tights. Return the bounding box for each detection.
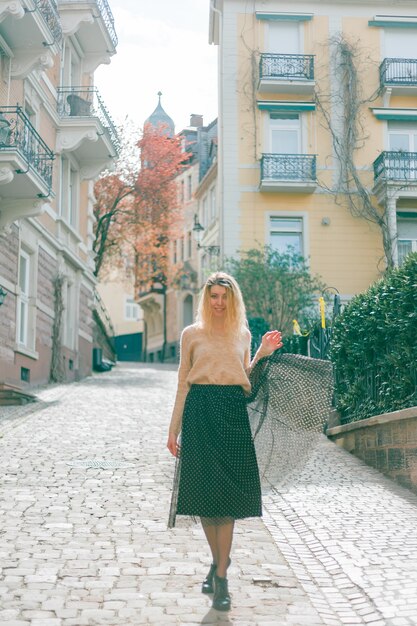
[200,517,234,578]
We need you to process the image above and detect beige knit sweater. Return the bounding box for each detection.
[168,323,253,436]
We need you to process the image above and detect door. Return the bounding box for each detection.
[388,122,417,179]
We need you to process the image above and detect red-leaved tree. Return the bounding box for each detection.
[93,122,189,293]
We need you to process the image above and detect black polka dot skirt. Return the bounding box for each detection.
[168,384,262,527]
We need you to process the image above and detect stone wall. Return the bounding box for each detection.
[327,407,417,492]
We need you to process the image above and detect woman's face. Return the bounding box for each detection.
[209,284,228,318]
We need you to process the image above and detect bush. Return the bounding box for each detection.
[330,253,417,423]
[226,246,326,336]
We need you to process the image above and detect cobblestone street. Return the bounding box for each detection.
[1,364,417,626]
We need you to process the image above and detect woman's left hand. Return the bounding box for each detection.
[259,330,283,356]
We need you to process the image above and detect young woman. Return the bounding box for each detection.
[167,271,282,612]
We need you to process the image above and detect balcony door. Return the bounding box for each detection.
[270,113,301,154]
[384,30,417,83]
[268,22,300,53]
[397,214,417,264]
[385,29,416,59]
[388,122,417,179]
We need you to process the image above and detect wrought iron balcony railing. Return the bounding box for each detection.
[58,0,118,47]
[260,53,314,81]
[57,86,120,154]
[261,153,317,181]
[380,58,417,86]
[373,151,417,182]
[0,106,54,193]
[36,0,63,45]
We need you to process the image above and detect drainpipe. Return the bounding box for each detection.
[210,1,224,264]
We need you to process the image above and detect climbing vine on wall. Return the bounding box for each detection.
[50,274,65,383]
[315,35,396,269]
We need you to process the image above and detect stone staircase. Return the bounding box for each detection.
[0,383,37,406]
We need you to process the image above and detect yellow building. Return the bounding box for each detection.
[209,0,417,301]
[0,0,119,392]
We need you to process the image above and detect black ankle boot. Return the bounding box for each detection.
[202,562,217,594]
[202,558,231,594]
[212,574,231,611]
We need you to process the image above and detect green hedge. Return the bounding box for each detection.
[330,253,417,423]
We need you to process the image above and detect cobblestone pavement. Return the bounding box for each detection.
[0,365,417,626]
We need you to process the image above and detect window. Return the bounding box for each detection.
[173,240,177,264]
[210,187,216,221]
[187,175,192,200]
[202,197,208,227]
[18,250,30,347]
[61,41,80,86]
[180,236,185,261]
[69,167,78,227]
[388,122,417,180]
[187,231,192,258]
[268,21,300,54]
[60,156,79,224]
[270,216,303,255]
[397,214,417,265]
[125,297,140,321]
[385,29,417,60]
[388,122,417,152]
[270,113,301,154]
[180,179,185,203]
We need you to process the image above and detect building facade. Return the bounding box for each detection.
[136,98,219,363]
[209,0,417,303]
[0,0,119,393]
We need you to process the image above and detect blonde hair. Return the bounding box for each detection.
[196,272,247,336]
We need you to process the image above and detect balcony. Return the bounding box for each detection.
[259,54,315,94]
[56,86,120,178]
[58,0,118,70]
[0,106,54,229]
[373,151,417,202]
[380,58,417,95]
[260,153,316,192]
[0,107,54,196]
[0,0,62,77]
[374,151,417,182]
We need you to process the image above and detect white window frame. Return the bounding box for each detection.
[266,20,302,54]
[397,212,417,264]
[61,40,81,87]
[17,249,31,348]
[63,277,79,351]
[187,174,192,201]
[60,155,79,227]
[187,230,192,258]
[210,186,216,222]
[202,196,208,227]
[388,122,417,152]
[268,113,304,154]
[266,211,309,259]
[125,296,140,321]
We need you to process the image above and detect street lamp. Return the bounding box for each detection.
[0,285,7,306]
[192,214,220,255]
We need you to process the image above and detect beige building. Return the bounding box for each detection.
[0,0,119,394]
[133,98,219,363]
[97,274,144,362]
[209,0,417,303]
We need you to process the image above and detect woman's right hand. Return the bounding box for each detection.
[167,432,180,457]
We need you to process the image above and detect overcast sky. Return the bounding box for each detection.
[94,0,218,133]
